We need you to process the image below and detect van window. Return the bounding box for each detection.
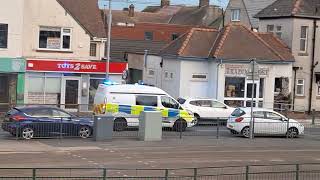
[136,96,158,107]
[161,96,179,109]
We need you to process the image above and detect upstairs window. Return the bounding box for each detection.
[300,26,308,52]
[0,24,8,48]
[267,25,282,38]
[90,43,97,57]
[144,31,153,40]
[171,33,179,41]
[39,27,71,50]
[231,9,240,22]
[296,79,305,96]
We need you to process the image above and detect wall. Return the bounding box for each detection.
[161,58,181,98]
[142,55,163,87]
[22,0,100,60]
[0,0,24,57]
[224,0,251,27]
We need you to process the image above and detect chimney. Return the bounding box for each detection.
[129,4,134,17]
[161,0,170,7]
[199,0,209,7]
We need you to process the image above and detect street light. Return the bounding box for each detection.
[249,58,258,139]
[106,0,112,80]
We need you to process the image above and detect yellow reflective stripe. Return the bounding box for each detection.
[131,105,144,115]
[106,103,119,113]
[156,107,168,118]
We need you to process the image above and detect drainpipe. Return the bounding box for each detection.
[216,59,223,99]
[308,19,318,114]
[292,66,299,111]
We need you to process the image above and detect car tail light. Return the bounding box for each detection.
[235,117,244,122]
[11,115,27,121]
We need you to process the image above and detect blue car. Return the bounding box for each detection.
[1,106,93,139]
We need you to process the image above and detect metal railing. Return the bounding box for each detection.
[0,163,320,179]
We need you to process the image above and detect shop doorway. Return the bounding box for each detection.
[245,81,259,107]
[61,78,81,110]
[0,75,9,112]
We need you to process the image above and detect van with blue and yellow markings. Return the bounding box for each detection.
[93,84,196,131]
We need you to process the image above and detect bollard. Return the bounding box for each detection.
[93,115,114,141]
[312,109,315,125]
[139,111,162,141]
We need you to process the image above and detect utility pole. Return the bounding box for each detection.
[106,0,112,80]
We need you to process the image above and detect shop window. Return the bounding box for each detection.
[259,78,264,98]
[90,42,97,57]
[39,26,71,50]
[0,24,8,48]
[136,95,158,107]
[296,79,304,96]
[44,77,61,104]
[231,9,240,21]
[225,77,245,98]
[300,26,308,52]
[192,74,208,81]
[144,31,153,40]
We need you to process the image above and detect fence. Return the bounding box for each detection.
[0,163,320,179]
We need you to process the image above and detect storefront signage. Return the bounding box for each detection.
[0,58,25,72]
[225,64,269,76]
[26,59,127,74]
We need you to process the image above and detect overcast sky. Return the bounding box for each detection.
[99,0,229,11]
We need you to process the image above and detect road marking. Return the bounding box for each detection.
[81,157,87,160]
[270,159,285,162]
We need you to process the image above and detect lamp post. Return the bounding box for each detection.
[106,0,112,80]
[249,59,258,139]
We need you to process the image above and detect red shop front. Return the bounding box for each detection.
[25,59,127,111]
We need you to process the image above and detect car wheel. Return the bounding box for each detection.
[79,126,92,138]
[114,118,127,131]
[286,127,299,138]
[241,126,250,138]
[173,119,187,132]
[21,127,34,140]
[194,114,200,125]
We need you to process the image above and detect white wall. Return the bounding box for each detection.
[0,0,24,57]
[22,0,104,60]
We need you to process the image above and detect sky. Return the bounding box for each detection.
[98,0,229,11]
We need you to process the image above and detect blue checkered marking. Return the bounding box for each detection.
[168,109,179,118]
[119,105,131,114]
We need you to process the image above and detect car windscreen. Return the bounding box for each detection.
[177,98,186,104]
[231,108,246,117]
[6,108,20,116]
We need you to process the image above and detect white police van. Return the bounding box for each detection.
[93,83,195,131]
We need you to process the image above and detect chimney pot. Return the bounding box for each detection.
[129,4,134,17]
[161,0,170,7]
[199,0,209,7]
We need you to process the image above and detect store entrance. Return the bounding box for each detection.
[0,75,9,112]
[61,78,80,110]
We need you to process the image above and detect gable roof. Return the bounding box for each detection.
[160,24,294,62]
[57,0,106,38]
[255,0,320,19]
[242,0,277,28]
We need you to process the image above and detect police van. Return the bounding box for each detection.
[93,84,196,131]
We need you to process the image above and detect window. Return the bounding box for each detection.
[225,77,245,98]
[192,74,208,81]
[296,79,304,96]
[300,26,308,52]
[231,9,240,21]
[190,100,201,106]
[52,109,71,118]
[144,31,153,40]
[170,72,174,79]
[0,24,8,48]
[274,78,282,93]
[265,112,282,121]
[253,111,264,118]
[28,109,53,117]
[318,84,320,96]
[171,33,179,41]
[161,96,180,109]
[177,98,186,104]
[267,25,282,38]
[164,71,169,79]
[259,78,264,98]
[212,101,226,108]
[136,96,158,107]
[39,27,71,50]
[231,108,246,117]
[90,43,97,57]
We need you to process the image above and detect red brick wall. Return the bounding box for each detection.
[111,23,192,42]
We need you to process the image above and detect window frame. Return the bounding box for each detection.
[296,79,305,96]
[89,42,97,57]
[0,23,8,49]
[231,9,240,22]
[38,26,72,51]
[300,26,308,53]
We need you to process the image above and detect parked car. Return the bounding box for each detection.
[93,84,195,132]
[227,108,304,138]
[177,97,235,123]
[1,106,93,140]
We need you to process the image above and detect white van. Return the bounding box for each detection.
[93,84,195,131]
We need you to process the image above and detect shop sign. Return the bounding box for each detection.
[0,58,25,72]
[26,59,127,74]
[225,64,269,77]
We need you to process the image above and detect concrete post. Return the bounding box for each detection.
[139,111,162,141]
[93,115,114,141]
